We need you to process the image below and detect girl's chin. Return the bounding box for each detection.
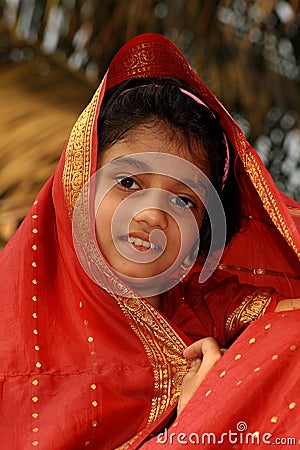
[110,259,174,280]
[113,264,180,286]
[117,269,165,281]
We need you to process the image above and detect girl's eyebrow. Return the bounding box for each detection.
[109,156,151,172]
[174,178,208,198]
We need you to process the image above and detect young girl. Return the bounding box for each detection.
[1,33,300,449]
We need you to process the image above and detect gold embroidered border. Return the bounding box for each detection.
[114,296,189,449]
[235,132,300,261]
[108,40,194,89]
[115,431,143,450]
[62,82,102,216]
[225,288,273,340]
[218,264,300,281]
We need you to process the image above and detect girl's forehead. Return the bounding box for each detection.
[98,123,208,171]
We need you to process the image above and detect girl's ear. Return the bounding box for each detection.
[179,237,200,278]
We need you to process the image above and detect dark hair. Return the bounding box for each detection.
[97,78,240,254]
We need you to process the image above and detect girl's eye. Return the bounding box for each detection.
[116,176,140,190]
[171,196,196,209]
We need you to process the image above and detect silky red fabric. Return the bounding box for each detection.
[137,309,300,448]
[1,33,300,449]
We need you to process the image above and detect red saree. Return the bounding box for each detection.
[138,309,300,448]
[1,33,300,449]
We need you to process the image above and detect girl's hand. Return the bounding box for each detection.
[177,337,223,415]
[275,298,300,312]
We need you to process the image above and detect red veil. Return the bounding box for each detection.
[139,308,300,449]
[1,33,300,449]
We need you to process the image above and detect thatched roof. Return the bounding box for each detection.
[0,56,93,248]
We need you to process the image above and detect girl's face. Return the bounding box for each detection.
[95,124,209,282]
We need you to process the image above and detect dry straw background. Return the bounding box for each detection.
[0,56,93,247]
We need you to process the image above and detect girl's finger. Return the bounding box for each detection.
[183,337,220,360]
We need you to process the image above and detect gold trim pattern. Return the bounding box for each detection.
[225,288,273,341]
[218,264,300,281]
[62,82,102,216]
[115,431,143,450]
[240,140,300,261]
[114,296,189,449]
[108,40,194,90]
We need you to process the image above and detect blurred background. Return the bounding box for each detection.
[1,0,300,248]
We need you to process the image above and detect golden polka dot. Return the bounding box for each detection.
[253,431,260,438]
[35,362,42,369]
[79,301,83,308]
[32,228,38,234]
[32,397,39,403]
[264,324,271,330]
[249,338,256,344]
[90,384,97,390]
[88,337,94,343]
[32,428,39,433]
[270,416,278,423]
[205,389,212,397]
[289,402,296,410]
[33,329,38,335]
[34,346,40,351]
[272,354,279,360]
[92,420,98,428]
[236,380,242,386]
[290,345,297,351]
[32,379,38,386]
[92,401,98,407]
[254,367,261,373]
[32,441,38,447]
[84,320,89,326]
[32,296,37,302]
[32,245,37,251]
[219,370,226,378]
[235,354,242,360]
[32,279,37,285]
[84,442,90,447]
[33,313,38,319]
[32,262,37,268]
[91,351,96,356]
[32,215,38,219]
[32,413,38,419]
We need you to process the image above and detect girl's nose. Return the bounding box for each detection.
[133,207,168,230]
[132,189,169,230]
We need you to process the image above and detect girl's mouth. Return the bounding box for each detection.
[121,236,160,251]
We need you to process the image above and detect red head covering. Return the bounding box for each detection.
[64,32,300,296]
[1,33,300,449]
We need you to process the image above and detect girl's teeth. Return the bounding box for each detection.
[128,237,151,248]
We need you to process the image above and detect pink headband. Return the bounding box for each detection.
[120,85,230,188]
[178,88,230,188]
